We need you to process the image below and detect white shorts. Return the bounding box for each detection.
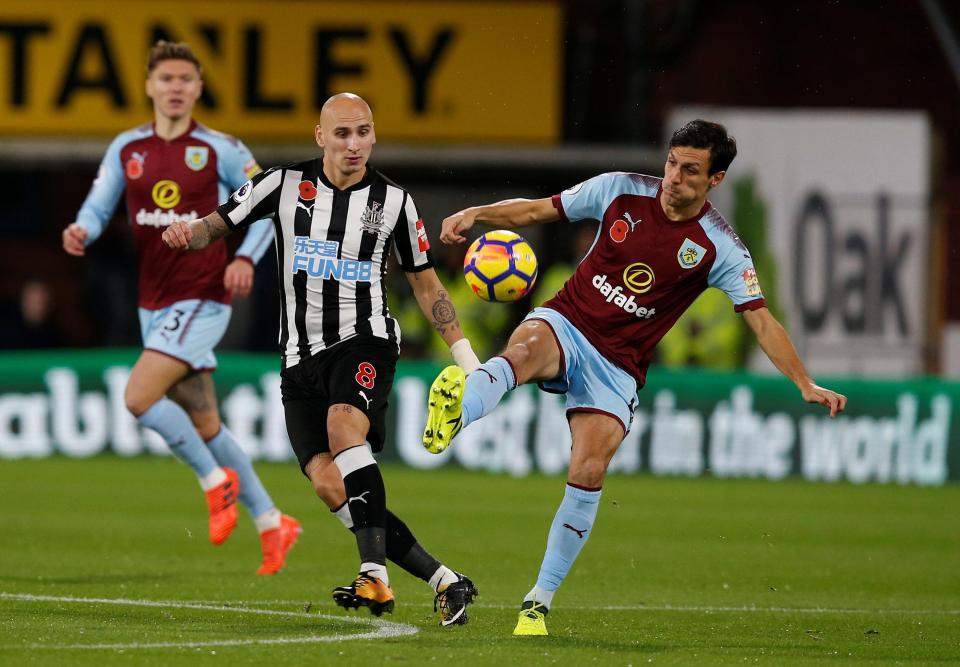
[138,299,231,371]
[524,307,638,434]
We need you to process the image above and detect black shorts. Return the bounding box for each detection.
[280,335,398,473]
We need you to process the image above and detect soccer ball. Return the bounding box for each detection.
[463,230,538,302]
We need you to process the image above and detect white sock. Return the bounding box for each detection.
[428,566,459,592]
[523,585,555,610]
[254,508,282,533]
[361,562,389,586]
[332,502,354,529]
[199,467,227,491]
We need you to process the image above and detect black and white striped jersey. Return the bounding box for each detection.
[217,160,434,367]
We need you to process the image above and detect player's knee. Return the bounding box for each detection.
[502,342,534,383]
[503,325,559,383]
[123,387,153,418]
[305,456,343,508]
[504,340,532,364]
[569,458,607,488]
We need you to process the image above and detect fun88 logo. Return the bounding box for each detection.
[291,236,373,281]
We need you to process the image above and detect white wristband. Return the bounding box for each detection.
[450,338,481,374]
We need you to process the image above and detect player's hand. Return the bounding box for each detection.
[162,221,193,250]
[62,224,88,257]
[440,208,477,244]
[224,258,254,298]
[801,384,847,417]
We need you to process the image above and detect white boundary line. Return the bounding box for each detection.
[4,590,953,653]
[0,592,419,650]
[150,598,960,617]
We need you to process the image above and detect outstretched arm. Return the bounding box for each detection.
[441,197,558,244]
[405,267,481,372]
[742,307,847,417]
[162,211,232,251]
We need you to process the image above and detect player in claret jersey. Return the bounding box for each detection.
[62,41,300,575]
[422,119,848,636]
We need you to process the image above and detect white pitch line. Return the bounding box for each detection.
[158,597,960,617]
[0,592,418,650]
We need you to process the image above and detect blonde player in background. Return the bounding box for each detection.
[64,41,300,574]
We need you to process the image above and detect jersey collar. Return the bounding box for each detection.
[151,118,198,142]
[316,159,375,192]
[654,182,712,225]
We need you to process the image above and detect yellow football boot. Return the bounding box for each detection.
[422,365,466,454]
[512,600,548,636]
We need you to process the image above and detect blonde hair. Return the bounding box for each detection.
[147,40,201,74]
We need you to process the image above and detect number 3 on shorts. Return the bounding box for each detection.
[355,362,376,389]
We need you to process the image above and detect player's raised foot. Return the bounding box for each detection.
[422,365,466,454]
[332,572,395,617]
[205,467,239,545]
[513,600,549,636]
[256,514,302,575]
[434,573,478,627]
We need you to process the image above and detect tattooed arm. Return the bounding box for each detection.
[406,268,463,344]
[405,268,481,372]
[161,211,233,251]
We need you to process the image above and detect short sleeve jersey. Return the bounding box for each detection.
[545,172,766,387]
[216,161,433,367]
[75,120,269,310]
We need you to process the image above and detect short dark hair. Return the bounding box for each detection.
[147,40,202,74]
[669,119,737,175]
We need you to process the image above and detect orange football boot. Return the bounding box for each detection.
[256,514,303,575]
[332,572,395,616]
[205,467,239,545]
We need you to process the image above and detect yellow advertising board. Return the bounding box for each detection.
[0,1,561,143]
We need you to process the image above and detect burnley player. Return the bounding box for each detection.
[423,119,848,635]
[62,41,300,574]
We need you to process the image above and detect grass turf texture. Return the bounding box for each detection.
[0,456,957,665]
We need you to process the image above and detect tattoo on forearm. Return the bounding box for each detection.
[432,292,455,322]
[189,213,231,250]
[199,218,213,243]
[431,290,459,336]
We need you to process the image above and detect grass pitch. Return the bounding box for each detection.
[0,456,957,665]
